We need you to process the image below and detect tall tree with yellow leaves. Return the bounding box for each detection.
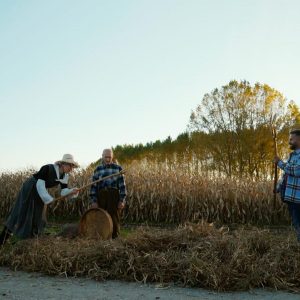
[189,80,300,179]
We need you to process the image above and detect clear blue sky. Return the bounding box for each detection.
[0,0,299,171]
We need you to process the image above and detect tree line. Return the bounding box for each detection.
[112,80,300,180]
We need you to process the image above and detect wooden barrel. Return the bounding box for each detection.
[78,208,113,240]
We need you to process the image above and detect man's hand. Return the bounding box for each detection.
[118,201,125,210]
[274,156,281,165]
[90,202,98,209]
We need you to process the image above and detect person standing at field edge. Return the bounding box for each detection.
[90,148,127,239]
[275,129,300,242]
[0,154,80,246]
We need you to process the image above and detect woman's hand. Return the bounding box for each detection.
[70,188,80,195]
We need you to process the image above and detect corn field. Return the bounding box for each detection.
[0,162,290,225]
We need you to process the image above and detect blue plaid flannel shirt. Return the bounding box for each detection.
[278,149,300,203]
[89,163,127,204]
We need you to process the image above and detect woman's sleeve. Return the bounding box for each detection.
[34,165,54,204]
[36,179,54,204]
[59,174,78,199]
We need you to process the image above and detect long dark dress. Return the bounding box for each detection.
[5,164,67,239]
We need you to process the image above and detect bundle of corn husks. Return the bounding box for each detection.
[0,222,299,292]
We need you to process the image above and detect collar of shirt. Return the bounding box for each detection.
[54,164,68,184]
[102,163,113,168]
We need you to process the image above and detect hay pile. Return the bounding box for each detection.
[1,223,300,292]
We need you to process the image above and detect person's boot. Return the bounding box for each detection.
[0,226,12,246]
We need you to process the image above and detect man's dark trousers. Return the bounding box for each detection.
[97,188,121,239]
[287,202,300,241]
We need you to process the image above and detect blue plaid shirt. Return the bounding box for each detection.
[278,149,300,203]
[89,163,127,204]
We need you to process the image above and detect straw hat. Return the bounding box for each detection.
[55,154,79,168]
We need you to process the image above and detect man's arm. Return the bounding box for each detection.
[277,159,300,177]
[89,167,100,204]
[118,172,127,202]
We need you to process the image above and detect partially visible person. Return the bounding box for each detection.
[90,149,126,238]
[0,154,80,246]
[275,129,300,241]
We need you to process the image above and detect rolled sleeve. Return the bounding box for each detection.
[36,179,54,204]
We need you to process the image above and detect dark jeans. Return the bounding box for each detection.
[287,202,300,241]
[97,188,121,239]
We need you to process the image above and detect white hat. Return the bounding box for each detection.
[55,154,79,168]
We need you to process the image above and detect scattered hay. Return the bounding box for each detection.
[1,222,300,292]
[58,223,79,239]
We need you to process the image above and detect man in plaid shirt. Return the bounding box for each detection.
[275,129,300,241]
[90,148,127,238]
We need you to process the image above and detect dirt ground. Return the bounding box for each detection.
[0,267,299,300]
